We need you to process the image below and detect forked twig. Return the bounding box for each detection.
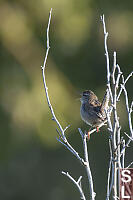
[62,171,86,200]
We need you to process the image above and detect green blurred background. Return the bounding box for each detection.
[0,0,133,199]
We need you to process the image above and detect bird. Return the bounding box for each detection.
[80,89,109,139]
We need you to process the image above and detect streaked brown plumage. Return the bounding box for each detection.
[80,90,109,134]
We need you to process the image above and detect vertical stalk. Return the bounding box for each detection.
[83,134,95,200]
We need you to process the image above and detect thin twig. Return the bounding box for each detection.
[122,139,125,168]
[121,84,133,137]
[111,51,117,85]
[124,132,133,141]
[101,15,113,103]
[126,161,133,168]
[116,64,122,89]
[117,71,133,101]
[120,138,131,156]
[41,8,67,142]
[62,171,86,200]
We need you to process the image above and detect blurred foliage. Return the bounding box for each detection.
[0,0,133,199]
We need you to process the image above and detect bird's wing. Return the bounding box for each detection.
[88,99,105,120]
[90,99,101,107]
[93,106,105,121]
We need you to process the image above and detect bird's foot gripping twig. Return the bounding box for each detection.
[87,122,106,140]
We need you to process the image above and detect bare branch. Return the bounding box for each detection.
[120,138,132,157]
[62,171,86,200]
[117,71,133,101]
[77,176,83,184]
[41,9,52,70]
[78,128,84,139]
[122,139,125,168]
[124,132,133,141]
[64,124,71,132]
[119,87,133,159]
[41,9,87,168]
[41,8,67,142]
[111,51,117,86]
[121,84,133,137]
[101,14,113,103]
[106,139,112,200]
[78,129,96,200]
[126,161,133,168]
[116,64,122,89]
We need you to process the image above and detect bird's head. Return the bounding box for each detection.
[80,90,98,103]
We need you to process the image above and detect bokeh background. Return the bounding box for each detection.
[0,0,133,199]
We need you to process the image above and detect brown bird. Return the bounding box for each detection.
[80,90,109,139]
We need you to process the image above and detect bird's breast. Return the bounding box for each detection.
[80,104,92,126]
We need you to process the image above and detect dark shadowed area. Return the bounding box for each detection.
[0,0,133,199]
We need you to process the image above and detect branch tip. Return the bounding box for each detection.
[77,176,82,184]
[61,171,66,175]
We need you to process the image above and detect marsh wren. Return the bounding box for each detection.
[80,90,109,139]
